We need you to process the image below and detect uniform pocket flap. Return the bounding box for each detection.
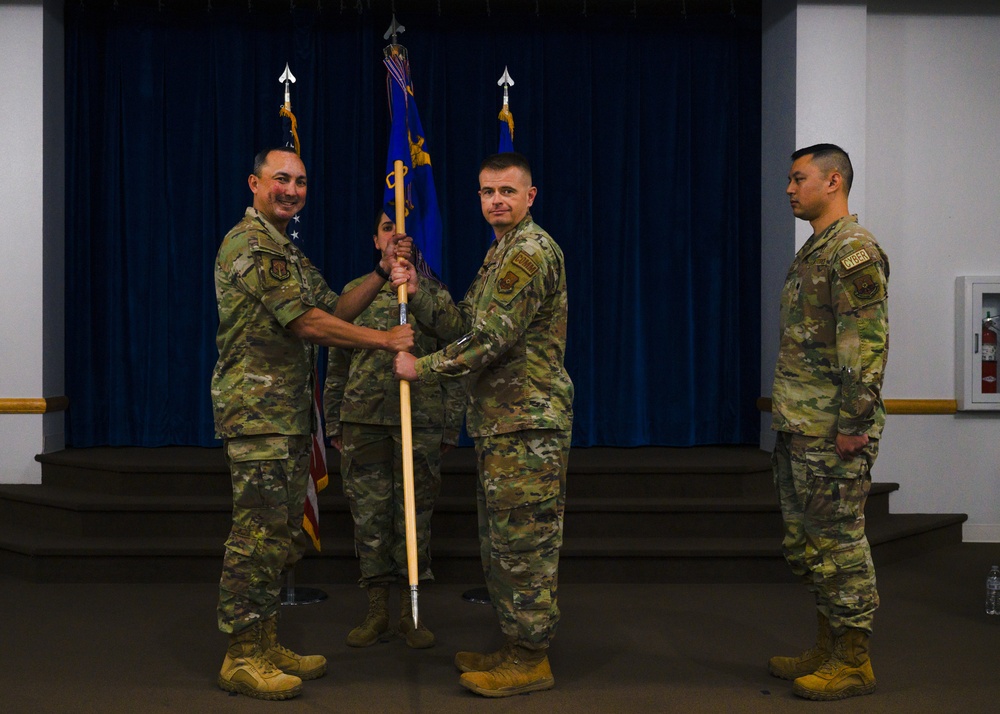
[227,435,290,463]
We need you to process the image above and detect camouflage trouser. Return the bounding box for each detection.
[474,429,570,650]
[340,423,443,585]
[217,434,310,634]
[772,431,880,634]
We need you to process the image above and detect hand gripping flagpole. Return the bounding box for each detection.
[385,16,420,628]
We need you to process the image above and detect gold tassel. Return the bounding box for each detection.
[279,106,301,157]
[498,106,515,143]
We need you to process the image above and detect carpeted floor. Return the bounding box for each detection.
[3,542,1000,713]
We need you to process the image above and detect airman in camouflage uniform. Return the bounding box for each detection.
[768,144,889,702]
[395,153,573,698]
[324,212,466,650]
[212,147,415,700]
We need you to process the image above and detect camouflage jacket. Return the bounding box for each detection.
[324,276,465,443]
[772,214,889,439]
[409,214,574,437]
[211,208,338,439]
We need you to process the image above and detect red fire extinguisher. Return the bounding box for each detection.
[984,311,997,394]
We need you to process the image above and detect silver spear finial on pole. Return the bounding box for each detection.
[383,15,408,63]
[497,65,514,108]
[279,62,296,109]
[384,14,406,44]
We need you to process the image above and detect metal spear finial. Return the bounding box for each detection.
[497,66,514,107]
[384,14,405,44]
[279,62,296,109]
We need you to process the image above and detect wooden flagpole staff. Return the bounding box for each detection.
[383,14,419,627]
[393,160,420,628]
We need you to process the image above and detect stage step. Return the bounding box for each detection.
[0,446,967,584]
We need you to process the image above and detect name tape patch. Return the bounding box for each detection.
[511,251,539,277]
[840,248,872,272]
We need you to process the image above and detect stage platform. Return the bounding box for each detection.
[0,445,967,584]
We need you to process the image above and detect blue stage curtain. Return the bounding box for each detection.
[64,1,760,448]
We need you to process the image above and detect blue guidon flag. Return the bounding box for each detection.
[383,40,443,276]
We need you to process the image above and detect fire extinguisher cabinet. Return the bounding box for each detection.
[955,276,1000,410]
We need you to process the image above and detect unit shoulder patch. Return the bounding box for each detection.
[269,257,291,281]
[494,250,541,304]
[497,270,520,294]
[842,264,886,308]
[852,271,879,301]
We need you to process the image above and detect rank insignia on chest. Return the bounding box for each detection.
[269,258,290,281]
[497,271,520,294]
[852,273,879,300]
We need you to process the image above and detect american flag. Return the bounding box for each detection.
[279,64,327,552]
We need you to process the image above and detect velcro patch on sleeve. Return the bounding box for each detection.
[844,265,886,308]
[268,257,291,281]
[494,250,540,303]
[511,250,539,277]
[839,248,873,274]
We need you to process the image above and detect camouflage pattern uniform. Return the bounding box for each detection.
[410,214,573,650]
[771,214,889,635]
[212,207,340,634]
[324,276,465,586]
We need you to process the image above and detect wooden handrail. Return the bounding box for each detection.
[0,397,70,414]
[756,397,957,415]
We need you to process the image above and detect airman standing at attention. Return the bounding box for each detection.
[768,143,889,701]
[395,152,573,698]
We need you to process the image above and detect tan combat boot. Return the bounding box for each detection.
[217,622,303,700]
[792,628,876,700]
[459,644,554,698]
[454,637,515,673]
[346,583,390,647]
[399,590,435,649]
[261,614,327,680]
[768,611,832,680]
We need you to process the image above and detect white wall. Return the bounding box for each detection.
[762,0,1000,541]
[866,10,1000,540]
[0,0,64,484]
[759,0,798,451]
[794,3,868,247]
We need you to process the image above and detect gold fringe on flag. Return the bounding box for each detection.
[279,106,301,156]
[498,106,515,143]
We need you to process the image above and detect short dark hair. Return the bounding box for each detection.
[479,152,532,182]
[253,146,298,177]
[791,143,853,193]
